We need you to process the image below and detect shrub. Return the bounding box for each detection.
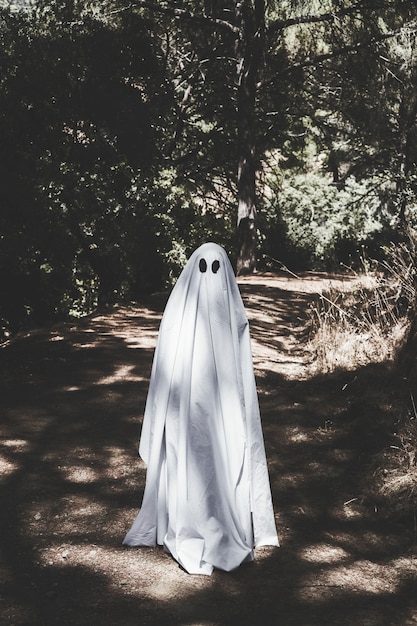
[261,173,386,270]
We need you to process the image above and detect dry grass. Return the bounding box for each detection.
[370,393,417,521]
[308,240,417,521]
[308,275,408,374]
[308,243,417,375]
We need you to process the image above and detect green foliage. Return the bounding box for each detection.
[261,173,386,270]
[0,3,229,339]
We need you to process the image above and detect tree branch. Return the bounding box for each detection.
[106,1,240,35]
[276,23,417,77]
[267,2,364,36]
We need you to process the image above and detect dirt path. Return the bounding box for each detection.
[0,272,416,625]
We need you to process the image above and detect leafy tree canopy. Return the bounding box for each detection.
[2,0,417,339]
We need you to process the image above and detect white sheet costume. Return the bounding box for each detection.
[123,243,278,574]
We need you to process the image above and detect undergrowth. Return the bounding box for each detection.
[308,242,417,375]
[309,239,417,522]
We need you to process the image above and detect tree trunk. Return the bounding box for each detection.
[235,0,265,275]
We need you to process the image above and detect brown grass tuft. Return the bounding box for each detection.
[308,251,415,375]
[308,240,417,522]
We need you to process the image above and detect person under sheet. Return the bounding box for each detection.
[123,242,279,575]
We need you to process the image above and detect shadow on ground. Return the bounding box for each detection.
[0,274,416,625]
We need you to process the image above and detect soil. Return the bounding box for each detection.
[1,271,417,625]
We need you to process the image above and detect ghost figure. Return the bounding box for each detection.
[123,242,278,575]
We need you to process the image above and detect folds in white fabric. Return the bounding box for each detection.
[123,243,278,575]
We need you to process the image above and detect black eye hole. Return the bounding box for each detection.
[212,260,220,274]
[199,258,207,273]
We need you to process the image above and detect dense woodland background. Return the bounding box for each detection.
[2,0,417,341]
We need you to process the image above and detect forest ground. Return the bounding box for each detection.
[1,271,417,625]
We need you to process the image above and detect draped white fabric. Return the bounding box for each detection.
[123,243,278,574]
